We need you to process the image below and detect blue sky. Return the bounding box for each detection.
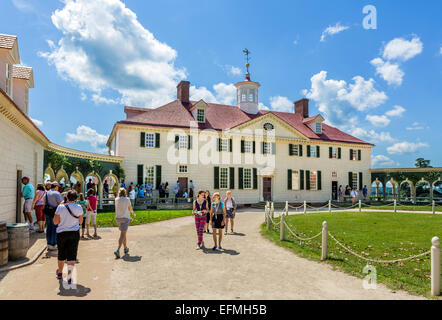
[2,0,442,167]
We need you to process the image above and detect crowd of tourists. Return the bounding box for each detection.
[337,184,369,204]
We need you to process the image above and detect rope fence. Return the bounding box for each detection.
[263,202,441,296]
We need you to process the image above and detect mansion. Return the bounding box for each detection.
[107,74,373,204]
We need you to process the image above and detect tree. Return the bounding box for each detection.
[415,158,432,168]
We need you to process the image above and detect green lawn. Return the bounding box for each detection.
[96,210,192,227]
[366,205,441,212]
[262,211,442,298]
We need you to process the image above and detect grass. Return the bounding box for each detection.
[96,210,192,227]
[367,205,441,212]
[262,211,442,299]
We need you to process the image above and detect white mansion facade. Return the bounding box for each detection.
[107,74,373,204]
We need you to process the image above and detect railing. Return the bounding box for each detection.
[264,201,441,296]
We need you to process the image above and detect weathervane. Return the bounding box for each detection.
[243,48,251,80]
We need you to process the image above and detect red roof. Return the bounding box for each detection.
[119,100,372,146]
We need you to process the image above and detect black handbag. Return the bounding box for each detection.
[43,193,56,218]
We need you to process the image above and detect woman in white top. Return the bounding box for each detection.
[114,188,136,259]
[128,185,136,208]
[53,190,83,284]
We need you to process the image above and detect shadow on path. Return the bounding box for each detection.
[122,254,142,262]
[57,280,91,297]
[202,247,240,256]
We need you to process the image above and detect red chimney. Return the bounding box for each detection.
[294,98,309,118]
[177,81,190,104]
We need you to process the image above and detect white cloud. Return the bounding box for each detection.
[406,122,426,131]
[370,58,404,86]
[350,127,396,144]
[258,102,269,111]
[385,105,405,117]
[66,125,109,154]
[39,0,186,108]
[12,0,33,12]
[31,118,43,127]
[229,66,241,76]
[440,46,442,55]
[371,155,397,167]
[269,96,293,112]
[303,71,387,127]
[382,36,423,61]
[190,82,237,106]
[387,141,429,155]
[366,114,390,127]
[320,23,349,42]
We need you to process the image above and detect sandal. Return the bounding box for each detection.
[56,269,63,280]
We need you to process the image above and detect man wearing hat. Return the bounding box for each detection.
[21,176,35,230]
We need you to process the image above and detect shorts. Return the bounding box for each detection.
[86,211,97,225]
[23,199,33,214]
[35,205,45,222]
[116,218,130,231]
[57,231,80,261]
[212,214,224,229]
[206,212,210,223]
[226,208,235,219]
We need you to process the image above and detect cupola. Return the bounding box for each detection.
[235,49,260,114]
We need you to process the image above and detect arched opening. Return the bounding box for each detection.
[70,171,85,196]
[44,167,55,183]
[433,180,442,203]
[415,180,431,203]
[385,181,394,201]
[399,181,412,202]
[85,172,103,209]
[102,173,119,200]
[56,168,70,191]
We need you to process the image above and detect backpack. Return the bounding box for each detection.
[43,193,57,218]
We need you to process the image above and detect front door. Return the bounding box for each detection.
[263,177,272,201]
[332,181,338,201]
[178,177,188,196]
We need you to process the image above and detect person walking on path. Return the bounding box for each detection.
[362,185,368,200]
[193,190,208,250]
[44,182,62,250]
[224,191,237,235]
[209,192,226,251]
[114,188,136,259]
[204,190,212,233]
[86,189,98,238]
[53,190,83,285]
[21,177,35,230]
[31,183,46,233]
[76,193,90,239]
[351,188,358,206]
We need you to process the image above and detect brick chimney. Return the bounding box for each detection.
[177,81,190,104]
[294,98,309,118]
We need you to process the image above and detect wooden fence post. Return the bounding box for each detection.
[271,202,275,219]
[285,201,289,216]
[432,200,436,214]
[280,213,285,241]
[431,237,441,296]
[328,200,331,213]
[394,199,397,213]
[303,201,307,214]
[321,221,328,261]
[266,206,271,231]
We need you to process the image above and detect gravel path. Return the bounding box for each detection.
[0,210,424,300]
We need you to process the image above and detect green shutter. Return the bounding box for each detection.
[358,149,362,161]
[338,147,341,159]
[272,142,276,155]
[241,140,245,153]
[214,167,220,189]
[253,168,258,190]
[229,139,233,152]
[137,164,143,185]
[155,165,162,189]
[349,149,353,160]
[289,144,294,156]
[329,147,332,159]
[316,146,320,158]
[317,171,322,190]
[175,135,179,149]
[238,168,244,189]
[140,132,146,147]
[229,167,235,189]
[252,141,256,154]
[306,170,311,190]
[359,172,363,190]
[217,138,221,152]
[288,169,292,190]
[300,170,305,190]
[155,133,160,148]
[307,145,311,157]
[299,145,303,157]
[188,135,192,150]
[349,172,353,188]
[261,142,265,154]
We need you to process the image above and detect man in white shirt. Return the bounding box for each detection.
[351,188,358,205]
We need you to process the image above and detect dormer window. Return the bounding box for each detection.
[241,89,247,102]
[197,109,205,123]
[248,89,256,102]
[315,122,322,134]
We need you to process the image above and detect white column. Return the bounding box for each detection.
[321,221,328,261]
[431,237,440,296]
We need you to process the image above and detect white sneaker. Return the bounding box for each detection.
[29,224,34,231]
[196,244,201,250]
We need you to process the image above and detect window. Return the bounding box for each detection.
[179,135,188,149]
[243,168,252,189]
[145,166,155,185]
[5,63,12,96]
[352,172,358,190]
[331,147,337,159]
[197,109,205,123]
[145,133,155,148]
[350,149,359,161]
[292,170,300,190]
[263,142,272,154]
[310,146,316,158]
[220,138,229,152]
[241,89,247,102]
[248,89,255,102]
[177,165,188,174]
[310,171,317,191]
[332,171,338,179]
[244,141,253,153]
[315,122,322,134]
[290,144,299,156]
[219,167,229,189]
